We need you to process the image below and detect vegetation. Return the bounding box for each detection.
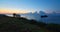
[0,14,60,32]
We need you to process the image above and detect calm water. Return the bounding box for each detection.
[6,13,60,24]
[21,13,60,24]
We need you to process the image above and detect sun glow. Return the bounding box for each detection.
[0,8,33,14]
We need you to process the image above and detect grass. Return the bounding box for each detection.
[0,17,45,32]
[0,16,60,32]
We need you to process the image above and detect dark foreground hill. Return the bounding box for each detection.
[0,16,44,32]
[0,16,60,32]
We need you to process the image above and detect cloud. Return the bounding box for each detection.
[0,8,32,14]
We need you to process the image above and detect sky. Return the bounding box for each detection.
[0,0,60,14]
